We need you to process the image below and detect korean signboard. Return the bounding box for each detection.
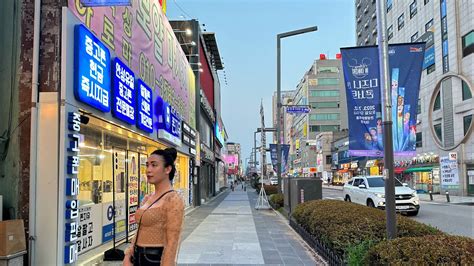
[112,58,136,124]
[155,96,182,146]
[136,79,153,133]
[74,24,111,112]
[340,43,425,157]
[64,112,81,264]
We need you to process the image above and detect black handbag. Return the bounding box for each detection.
[131,190,174,266]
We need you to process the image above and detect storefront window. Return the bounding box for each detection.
[76,115,190,257]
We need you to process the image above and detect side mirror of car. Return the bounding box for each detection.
[358,184,366,189]
[402,183,408,187]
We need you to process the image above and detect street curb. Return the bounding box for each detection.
[322,186,344,191]
[271,208,328,265]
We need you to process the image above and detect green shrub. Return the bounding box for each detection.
[292,200,442,260]
[366,235,474,265]
[346,240,375,266]
[269,193,284,208]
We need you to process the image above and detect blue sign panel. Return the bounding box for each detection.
[340,43,425,157]
[155,97,182,146]
[74,24,111,112]
[422,46,435,69]
[136,79,153,133]
[112,58,135,124]
[286,106,311,114]
[80,0,131,6]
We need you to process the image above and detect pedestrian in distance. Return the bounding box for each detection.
[123,148,184,266]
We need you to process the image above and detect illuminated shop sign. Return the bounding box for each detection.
[74,25,111,112]
[215,121,225,146]
[64,112,81,264]
[156,97,182,146]
[112,58,135,124]
[80,0,131,6]
[136,79,153,133]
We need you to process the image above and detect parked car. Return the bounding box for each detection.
[270,177,278,185]
[342,175,420,216]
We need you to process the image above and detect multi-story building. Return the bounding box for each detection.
[273,90,295,144]
[287,56,348,176]
[356,0,378,46]
[355,0,474,196]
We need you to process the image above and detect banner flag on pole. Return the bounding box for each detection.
[340,43,425,157]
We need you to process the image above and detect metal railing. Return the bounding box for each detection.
[289,219,344,266]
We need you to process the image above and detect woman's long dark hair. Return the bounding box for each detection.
[151,148,178,181]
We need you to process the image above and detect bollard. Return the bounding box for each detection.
[445,191,450,202]
[429,191,433,201]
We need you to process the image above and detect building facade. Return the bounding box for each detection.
[355,0,474,195]
[287,56,348,176]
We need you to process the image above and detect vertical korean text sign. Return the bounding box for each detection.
[340,43,425,157]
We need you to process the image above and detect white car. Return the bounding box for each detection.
[343,175,420,216]
[270,177,278,185]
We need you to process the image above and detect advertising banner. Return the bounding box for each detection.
[440,156,459,186]
[68,0,196,128]
[269,144,290,173]
[340,43,425,157]
[77,204,102,255]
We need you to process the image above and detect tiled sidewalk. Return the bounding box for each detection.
[177,186,325,265]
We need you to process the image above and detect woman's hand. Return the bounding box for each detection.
[123,255,133,266]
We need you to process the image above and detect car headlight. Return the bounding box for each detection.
[411,191,418,197]
[375,193,385,198]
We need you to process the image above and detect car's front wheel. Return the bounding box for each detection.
[367,199,375,208]
[407,210,419,216]
[344,195,351,202]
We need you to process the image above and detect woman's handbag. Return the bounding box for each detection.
[131,190,174,265]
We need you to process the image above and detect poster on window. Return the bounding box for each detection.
[77,204,102,254]
[127,151,139,233]
[102,198,126,243]
[340,43,425,157]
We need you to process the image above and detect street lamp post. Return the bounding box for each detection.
[276,26,317,192]
[376,0,397,239]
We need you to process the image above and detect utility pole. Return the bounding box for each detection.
[376,0,397,239]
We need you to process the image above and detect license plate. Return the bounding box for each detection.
[396,206,410,210]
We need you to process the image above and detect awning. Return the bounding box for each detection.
[404,166,433,173]
[394,167,407,174]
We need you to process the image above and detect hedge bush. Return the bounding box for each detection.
[292,200,442,260]
[366,234,474,265]
[269,193,284,209]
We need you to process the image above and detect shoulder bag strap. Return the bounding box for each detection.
[134,190,175,246]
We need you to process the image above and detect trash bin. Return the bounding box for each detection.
[0,219,26,266]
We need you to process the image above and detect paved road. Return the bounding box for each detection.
[323,188,474,238]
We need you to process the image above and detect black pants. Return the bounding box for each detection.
[133,246,163,266]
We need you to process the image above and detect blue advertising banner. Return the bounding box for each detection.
[269,144,290,173]
[136,79,153,133]
[341,43,425,157]
[74,24,111,112]
[155,96,182,146]
[80,0,131,6]
[112,58,135,124]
